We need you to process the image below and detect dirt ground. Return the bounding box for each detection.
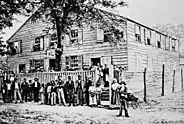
[0,91,184,124]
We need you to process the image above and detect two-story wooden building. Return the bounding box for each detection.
[6,14,179,74]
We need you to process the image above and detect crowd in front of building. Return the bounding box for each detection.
[1,63,135,117]
[1,74,105,107]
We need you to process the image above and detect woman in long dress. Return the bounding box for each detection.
[89,83,97,107]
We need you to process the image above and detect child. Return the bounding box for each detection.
[39,84,45,104]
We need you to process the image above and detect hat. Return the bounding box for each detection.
[34,78,38,81]
[120,81,126,85]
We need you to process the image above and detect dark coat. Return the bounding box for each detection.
[32,81,40,89]
[21,81,29,90]
[11,81,21,90]
[65,80,75,93]
[76,79,83,92]
[84,79,92,93]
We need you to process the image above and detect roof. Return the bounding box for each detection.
[6,9,179,43]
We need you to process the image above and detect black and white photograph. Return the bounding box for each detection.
[0,0,184,123]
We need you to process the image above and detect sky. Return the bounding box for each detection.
[2,0,184,41]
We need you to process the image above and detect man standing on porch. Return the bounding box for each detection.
[33,78,40,102]
[65,76,75,107]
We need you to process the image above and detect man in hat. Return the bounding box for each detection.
[33,78,40,102]
[57,76,66,106]
[21,78,29,102]
[117,81,129,117]
[76,75,83,106]
[65,76,75,106]
[12,78,23,103]
[84,75,92,106]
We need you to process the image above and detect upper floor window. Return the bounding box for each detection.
[8,40,22,54]
[157,34,161,48]
[104,30,114,42]
[147,30,151,45]
[50,33,57,49]
[165,36,170,50]
[70,29,78,44]
[33,36,44,51]
[172,38,176,51]
[135,25,141,42]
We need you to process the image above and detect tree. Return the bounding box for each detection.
[16,0,128,71]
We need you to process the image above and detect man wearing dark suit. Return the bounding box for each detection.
[21,78,29,102]
[32,78,40,102]
[76,75,83,106]
[84,76,92,106]
[65,76,75,107]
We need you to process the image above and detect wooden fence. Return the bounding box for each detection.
[17,70,96,85]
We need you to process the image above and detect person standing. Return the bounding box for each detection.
[65,76,75,107]
[76,75,83,106]
[111,78,119,106]
[12,78,23,104]
[50,82,57,106]
[84,76,92,106]
[21,78,29,102]
[96,82,103,106]
[32,78,40,102]
[57,77,66,106]
[6,80,12,103]
[103,64,109,87]
[46,82,52,105]
[117,81,129,117]
[39,83,45,104]
[89,83,97,107]
[2,83,6,103]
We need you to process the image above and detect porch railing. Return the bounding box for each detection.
[17,70,96,84]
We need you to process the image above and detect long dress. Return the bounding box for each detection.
[89,86,97,106]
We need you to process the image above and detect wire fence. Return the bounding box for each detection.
[125,65,183,102]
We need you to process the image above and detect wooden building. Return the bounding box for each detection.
[6,14,179,75]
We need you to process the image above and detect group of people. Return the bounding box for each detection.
[111,78,130,117]
[1,75,104,107]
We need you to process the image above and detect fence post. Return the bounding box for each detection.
[181,69,184,91]
[143,68,147,102]
[172,70,175,93]
[161,64,165,96]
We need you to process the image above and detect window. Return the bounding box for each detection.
[19,64,26,73]
[172,38,176,51]
[147,30,151,45]
[157,34,161,48]
[70,29,78,44]
[104,30,114,42]
[10,40,22,54]
[165,36,170,50]
[143,28,146,42]
[50,33,57,49]
[135,25,141,42]
[29,59,44,73]
[33,36,44,51]
[65,55,83,70]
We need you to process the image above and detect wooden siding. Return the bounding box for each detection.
[126,20,179,72]
[7,17,128,73]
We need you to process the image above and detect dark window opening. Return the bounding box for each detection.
[91,58,101,66]
[157,41,161,48]
[147,38,151,45]
[19,64,26,73]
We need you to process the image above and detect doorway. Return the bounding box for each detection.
[91,58,101,66]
